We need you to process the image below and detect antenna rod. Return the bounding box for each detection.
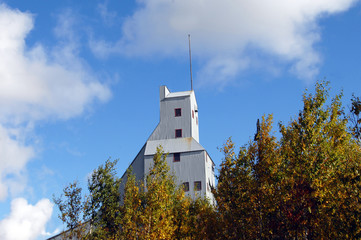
[188,34,193,91]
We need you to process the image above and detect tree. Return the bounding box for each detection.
[85,159,122,239]
[120,146,217,240]
[214,115,282,239]
[350,94,361,142]
[54,149,216,240]
[278,82,361,238]
[215,80,361,239]
[119,168,143,240]
[54,159,123,240]
[53,181,86,239]
[139,146,180,239]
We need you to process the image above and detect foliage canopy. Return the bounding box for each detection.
[214,81,361,239]
[54,81,360,239]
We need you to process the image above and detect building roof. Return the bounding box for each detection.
[144,137,204,155]
[166,90,192,98]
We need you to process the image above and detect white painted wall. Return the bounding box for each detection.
[121,85,214,202]
[144,150,208,199]
[205,152,216,203]
[149,86,199,141]
[190,91,199,142]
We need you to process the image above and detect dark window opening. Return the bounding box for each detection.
[175,129,182,138]
[194,181,202,191]
[173,153,180,162]
[175,108,182,117]
[183,182,189,192]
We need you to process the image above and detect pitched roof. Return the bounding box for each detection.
[166,90,192,98]
[144,137,204,155]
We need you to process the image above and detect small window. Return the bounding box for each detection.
[175,129,182,138]
[194,181,201,191]
[183,182,189,192]
[175,108,182,117]
[192,110,194,119]
[196,117,198,125]
[173,153,180,162]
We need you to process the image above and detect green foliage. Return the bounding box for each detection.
[120,167,142,239]
[85,158,122,239]
[120,146,216,240]
[215,115,282,239]
[53,181,86,239]
[53,159,122,240]
[54,148,215,239]
[53,80,360,239]
[121,146,194,239]
[350,94,361,142]
[141,147,178,239]
[215,80,361,239]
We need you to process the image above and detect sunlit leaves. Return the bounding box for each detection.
[53,181,86,239]
[215,80,361,239]
[350,94,361,142]
[85,159,122,239]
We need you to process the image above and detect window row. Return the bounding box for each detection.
[182,181,202,192]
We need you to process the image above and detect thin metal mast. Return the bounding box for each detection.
[188,34,193,91]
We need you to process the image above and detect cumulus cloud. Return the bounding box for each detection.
[0,125,34,201]
[0,4,111,238]
[0,3,111,200]
[0,198,53,240]
[0,5,111,124]
[90,0,358,82]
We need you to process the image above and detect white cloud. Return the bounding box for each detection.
[0,125,34,201]
[0,4,111,124]
[0,4,111,239]
[0,198,53,240]
[0,3,110,201]
[91,0,358,82]
[97,1,117,26]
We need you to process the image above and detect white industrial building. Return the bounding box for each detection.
[120,86,215,202]
[48,86,215,240]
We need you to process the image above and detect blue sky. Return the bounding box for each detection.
[0,0,360,239]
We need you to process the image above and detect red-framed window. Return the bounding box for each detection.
[173,153,180,162]
[175,129,182,138]
[183,182,189,192]
[175,108,182,117]
[192,110,194,119]
[194,181,201,191]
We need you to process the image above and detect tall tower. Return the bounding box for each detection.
[48,86,215,240]
[120,86,215,202]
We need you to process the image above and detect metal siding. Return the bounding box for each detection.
[49,85,215,240]
[149,89,198,141]
[205,152,216,203]
[144,150,207,199]
[122,86,214,203]
[190,91,199,142]
[119,145,145,198]
[144,137,204,155]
